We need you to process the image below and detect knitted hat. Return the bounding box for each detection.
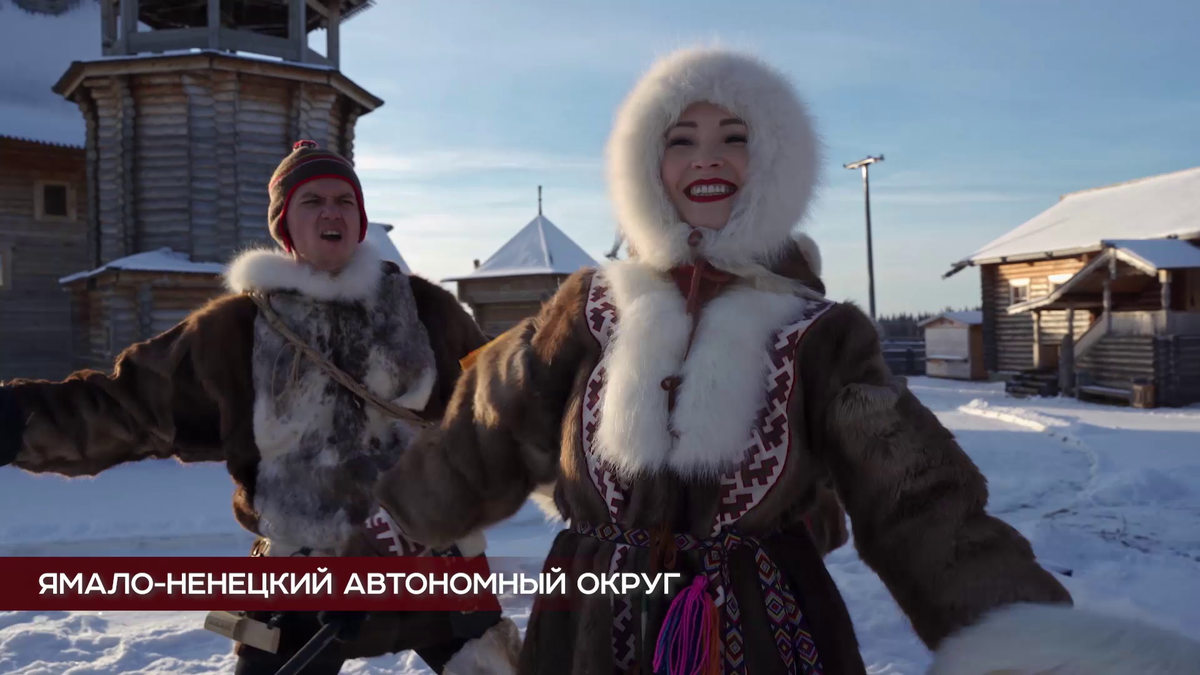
[268,140,368,252]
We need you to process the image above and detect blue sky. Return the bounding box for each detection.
[5,0,1199,314]
[333,0,1200,314]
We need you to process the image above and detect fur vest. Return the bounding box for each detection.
[226,242,437,554]
[5,239,489,559]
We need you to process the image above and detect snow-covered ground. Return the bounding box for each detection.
[1,377,1198,674]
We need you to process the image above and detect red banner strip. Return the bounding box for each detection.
[0,556,517,611]
[0,556,686,611]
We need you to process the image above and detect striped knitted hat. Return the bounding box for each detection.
[268,140,368,252]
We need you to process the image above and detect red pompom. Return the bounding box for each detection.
[293,140,319,150]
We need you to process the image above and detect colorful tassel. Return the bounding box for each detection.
[653,575,719,675]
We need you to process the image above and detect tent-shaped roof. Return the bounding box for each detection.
[944,166,1200,277]
[366,223,412,274]
[444,213,597,281]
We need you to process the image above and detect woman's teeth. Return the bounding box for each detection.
[688,183,733,197]
[320,230,342,241]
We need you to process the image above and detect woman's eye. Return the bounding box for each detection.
[726,135,748,144]
[667,137,692,147]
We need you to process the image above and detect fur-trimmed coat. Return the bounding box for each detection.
[373,47,1072,675]
[0,241,490,659]
[374,257,1072,674]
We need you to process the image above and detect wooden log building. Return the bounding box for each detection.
[445,189,598,338]
[2,0,383,376]
[944,166,1200,407]
[0,136,91,380]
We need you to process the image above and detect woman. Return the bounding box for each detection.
[0,141,519,675]
[372,48,1073,674]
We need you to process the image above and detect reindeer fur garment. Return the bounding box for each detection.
[226,241,437,555]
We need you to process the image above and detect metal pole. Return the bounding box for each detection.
[862,165,876,320]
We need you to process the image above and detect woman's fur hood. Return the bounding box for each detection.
[606,46,823,274]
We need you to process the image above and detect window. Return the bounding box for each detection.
[0,243,11,291]
[34,180,75,222]
[1048,273,1072,296]
[1009,278,1030,305]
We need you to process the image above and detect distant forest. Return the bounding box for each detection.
[878,306,982,340]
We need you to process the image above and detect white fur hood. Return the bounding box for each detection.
[224,239,386,301]
[606,46,823,273]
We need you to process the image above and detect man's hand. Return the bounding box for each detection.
[0,387,23,467]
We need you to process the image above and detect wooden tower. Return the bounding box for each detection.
[445,187,598,338]
[52,0,383,370]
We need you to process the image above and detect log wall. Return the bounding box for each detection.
[0,138,89,381]
[1156,335,1200,407]
[982,257,1093,372]
[61,58,378,365]
[76,64,374,266]
[457,275,570,337]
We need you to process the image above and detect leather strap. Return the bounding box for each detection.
[247,292,432,428]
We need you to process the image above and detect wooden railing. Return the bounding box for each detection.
[882,340,926,375]
[1106,310,1200,336]
[1074,312,1110,359]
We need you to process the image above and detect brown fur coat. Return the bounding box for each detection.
[0,241,490,659]
[374,252,1072,673]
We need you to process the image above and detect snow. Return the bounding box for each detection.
[3,377,1200,674]
[54,229,412,284]
[58,249,227,284]
[443,214,598,281]
[367,224,413,274]
[1106,238,1200,271]
[948,166,1200,273]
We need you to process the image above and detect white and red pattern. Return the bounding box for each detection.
[581,272,833,673]
[581,273,629,524]
[711,299,833,537]
[363,506,433,557]
[582,273,637,670]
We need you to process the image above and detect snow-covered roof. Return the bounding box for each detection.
[1104,238,1200,272]
[1006,239,1200,315]
[59,249,225,284]
[919,310,983,328]
[945,166,1200,277]
[444,213,598,281]
[366,223,412,274]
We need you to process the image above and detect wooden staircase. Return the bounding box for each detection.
[1073,334,1156,405]
[1005,368,1060,398]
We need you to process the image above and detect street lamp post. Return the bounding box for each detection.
[844,155,884,319]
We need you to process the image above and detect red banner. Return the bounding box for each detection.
[0,556,549,611]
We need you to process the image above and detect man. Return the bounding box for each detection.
[0,140,520,674]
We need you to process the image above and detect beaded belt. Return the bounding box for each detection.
[573,520,825,675]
